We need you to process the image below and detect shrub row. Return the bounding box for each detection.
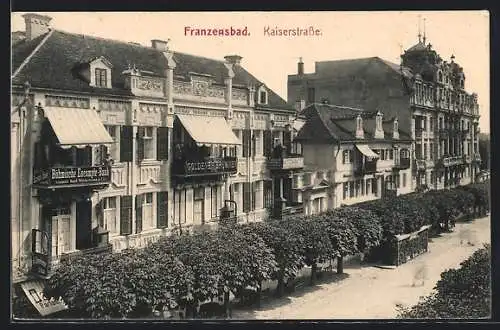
[41,183,489,319]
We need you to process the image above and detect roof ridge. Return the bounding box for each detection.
[12,29,54,79]
[315,103,367,112]
[53,29,228,64]
[313,105,338,140]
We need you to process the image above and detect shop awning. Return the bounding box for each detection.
[43,107,114,149]
[355,144,380,160]
[20,280,68,316]
[176,114,241,146]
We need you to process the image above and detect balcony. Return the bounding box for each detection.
[393,157,411,170]
[268,154,304,171]
[354,160,377,176]
[415,159,426,171]
[441,155,464,167]
[32,165,111,189]
[172,157,237,177]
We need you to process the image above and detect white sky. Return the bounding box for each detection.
[11,11,490,133]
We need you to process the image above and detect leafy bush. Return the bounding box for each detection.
[397,245,491,319]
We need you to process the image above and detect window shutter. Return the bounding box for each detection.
[120,126,133,162]
[120,196,133,235]
[243,182,251,213]
[157,191,168,228]
[263,130,272,157]
[136,127,145,164]
[283,131,292,155]
[157,127,168,160]
[242,129,251,157]
[135,194,143,234]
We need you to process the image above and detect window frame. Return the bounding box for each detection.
[95,68,108,88]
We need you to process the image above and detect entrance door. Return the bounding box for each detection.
[76,200,92,250]
[44,206,71,257]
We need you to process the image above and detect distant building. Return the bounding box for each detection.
[288,32,481,192]
[293,103,413,213]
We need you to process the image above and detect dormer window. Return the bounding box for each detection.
[375,111,384,139]
[88,56,113,89]
[259,90,267,104]
[393,119,399,140]
[95,68,108,88]
[355,115,364,139]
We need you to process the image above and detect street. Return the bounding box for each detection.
[232,216,491,319]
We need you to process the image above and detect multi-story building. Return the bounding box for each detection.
[11,13,303,288]
[288,33,481,191]
[292,103,413,214]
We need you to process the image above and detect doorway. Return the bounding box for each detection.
[76,200,92,250]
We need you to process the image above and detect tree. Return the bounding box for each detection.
[44,246,194,319]
[321,209,359,274]
[283,215,334,285]
[397,245,491,319]
[239,221,305,297]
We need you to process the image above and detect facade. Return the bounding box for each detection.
[288,34,481,192]
[11,14,303,284]
[293,103,413,215]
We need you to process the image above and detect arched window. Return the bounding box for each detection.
[356,115,363,131]
[438,71,443,82]
[393,119,398,132]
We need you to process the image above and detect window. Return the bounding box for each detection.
[259,90,267,104]
[194,188,205,224]
[143,192,154,229]
[356,116,363,131]
[402,173,407,187]
[380,150,386,161]
[105,125,119,161]
[424,144,427,160]
[366,179,371,194]
[349,181,355,198]
[95,68,107,88]
[389,149,394,160]
[343,182,348,200]
[438,71,443,82]
[102,197,117,235]
[252,182,258,211]
[243,182,251,213]
[355,180,361,197]
[371,178,377,195]
[361,179,365,195]
[376,112,383,131]
[157,192,168,228]
[342,150,351,164]
[173,190,186,225]
[143,127,155,159]
[211,186,218,219]
[394,120,398,133]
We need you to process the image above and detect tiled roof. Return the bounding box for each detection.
[12,30,291,110]
[314,56,413,79]
[295,103,411,143]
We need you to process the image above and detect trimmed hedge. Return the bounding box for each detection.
[40,183,489,319]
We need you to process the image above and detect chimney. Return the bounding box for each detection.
[298,57,304,76]
[22,13,52,41]
[224,55,243,66]
[151,39,170,51]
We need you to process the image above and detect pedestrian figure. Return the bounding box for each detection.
[412,263,428,287]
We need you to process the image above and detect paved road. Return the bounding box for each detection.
[232,216,490,319]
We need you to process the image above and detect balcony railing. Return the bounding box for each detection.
[32,165,111,188]
[441,155,464,167]
[268,154,304,171]
[354,160,377,176]
[172,157,237,177]
[394,157,411,170]
[415,159,426,171]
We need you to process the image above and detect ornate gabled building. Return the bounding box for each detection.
[288,32,481,192]
[293,103,413,213]
[11,13,303,292]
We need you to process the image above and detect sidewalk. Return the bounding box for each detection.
[232,216,490,319]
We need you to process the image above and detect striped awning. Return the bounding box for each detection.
[355,144,380,160]
[176,114,240,146]
[43,107,114,149]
